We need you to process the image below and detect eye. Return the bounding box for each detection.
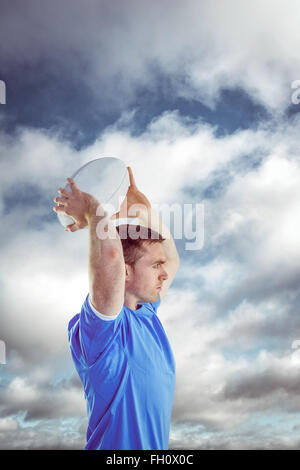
[153,263,160,269]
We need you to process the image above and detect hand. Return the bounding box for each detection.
[113,167,151,220]
[53,178,100,232]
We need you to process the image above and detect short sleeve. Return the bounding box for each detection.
[68,294,124,366]
[87,295,120,321]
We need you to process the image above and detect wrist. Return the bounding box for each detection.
[86,201,116,226]
[85,199,101,223]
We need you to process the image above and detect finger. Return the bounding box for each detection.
[67,177,79,193]
[65,222,78,232]
[53,196,68,205]
[58,187,71,198]
[53,204,66,213]
[127,166,136,187]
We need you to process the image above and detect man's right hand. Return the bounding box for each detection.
[53,177,101,232]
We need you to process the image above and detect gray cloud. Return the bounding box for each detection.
[1,0,299,112]
[0,375,84,421]
[0,415,87,450]
[2,112,300,448]
[1,0,300,450]
[222,367,300,400]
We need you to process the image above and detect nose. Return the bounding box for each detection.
[159,268,168,281]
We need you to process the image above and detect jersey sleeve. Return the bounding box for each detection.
[68,294,124,367]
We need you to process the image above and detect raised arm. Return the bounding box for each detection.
[53,178,125,316]
[113,167,180,301]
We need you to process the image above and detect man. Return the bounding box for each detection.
[53,167,180,450]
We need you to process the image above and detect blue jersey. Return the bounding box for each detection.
[68,294,176,450]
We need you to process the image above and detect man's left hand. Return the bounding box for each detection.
[112,167,151,220]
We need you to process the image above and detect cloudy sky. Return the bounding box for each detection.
[1,0,300,450]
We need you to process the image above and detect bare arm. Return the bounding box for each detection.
[113,167,180,300]
[53,178,125,316]
[87,213,125,316]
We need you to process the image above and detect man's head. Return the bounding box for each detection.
[116,224,168,304]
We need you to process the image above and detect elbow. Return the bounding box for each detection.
[108,247,123,261]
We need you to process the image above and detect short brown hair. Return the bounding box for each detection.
[116,224,165,267]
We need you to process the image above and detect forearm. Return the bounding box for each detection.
[88,212,123,269]
[53,178,125,314]
[137,206,180,266]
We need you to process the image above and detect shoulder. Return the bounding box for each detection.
[87,294,124,321]
[68,296,126,366]
[141,294,161,315]
[68,313,80,332]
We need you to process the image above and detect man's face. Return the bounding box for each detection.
[126,242,168,304]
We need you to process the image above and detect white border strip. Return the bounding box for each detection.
[112,217,140,226]
[88,295,119,321]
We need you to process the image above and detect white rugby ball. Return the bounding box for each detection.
[56,157,130,228]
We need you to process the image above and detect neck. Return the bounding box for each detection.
[124,291,140,311]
